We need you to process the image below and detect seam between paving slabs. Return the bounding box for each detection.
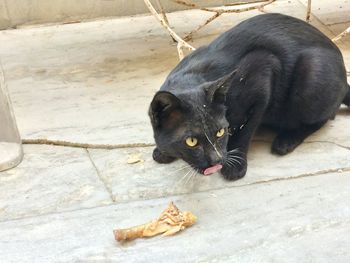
[254,139,350,151]
[85,148,116,202]
[1,165,350,224]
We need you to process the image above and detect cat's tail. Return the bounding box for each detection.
[343,84,350,108]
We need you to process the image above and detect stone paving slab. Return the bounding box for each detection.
[0,172,349,263]
[0,145,112,221]
[300,0,350,25]
[88,140,350,202]
[0,23,178,145]
[0,0,347,146]
[307,109,350,147]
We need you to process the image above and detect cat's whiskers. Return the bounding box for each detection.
[178,168,192,185]
[192,169,199,184]
[190,169,197,183]
[177,165,200,188]
[228,155,245,162]
[225,160,239,166]
[226,155,240,163]
[226,161,235,168]
[226,158,241,166]
[225,148,246,168]
[190,169,199,190]
[184,169,196,186]
[166,164,192,176]
[227,156,244,164]
[227,148,246,162]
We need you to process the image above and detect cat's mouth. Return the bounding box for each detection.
[203,164,223,175]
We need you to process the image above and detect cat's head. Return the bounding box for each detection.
[149,71,236,175]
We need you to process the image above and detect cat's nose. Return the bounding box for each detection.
[208,152,222,166]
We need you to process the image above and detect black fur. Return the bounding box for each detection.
[149,13,350,180]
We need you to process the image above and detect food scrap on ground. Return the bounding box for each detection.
[113,202,197,242]
[126,153,144,164]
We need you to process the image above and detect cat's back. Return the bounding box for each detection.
[161,13,342,93]
[210,13,339,55]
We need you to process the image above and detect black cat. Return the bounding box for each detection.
[149,13,350,180]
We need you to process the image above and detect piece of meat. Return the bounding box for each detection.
[113,202,197,242]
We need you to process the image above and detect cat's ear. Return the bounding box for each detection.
[149,91,183,130]
[205,69,237,104]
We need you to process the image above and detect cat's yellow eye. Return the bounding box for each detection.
[185,137,198,147]
[216,128,225,138]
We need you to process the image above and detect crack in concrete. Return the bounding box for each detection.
[1,164,349,224]
[85,148,116,202]
[22,138,155,149]
[251,138,350,151]
[241,166,350,187]
[22,138,350,151]
[325,20,350,27]
[305,140,350,150]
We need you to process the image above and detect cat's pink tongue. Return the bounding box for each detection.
[203,164,223,176]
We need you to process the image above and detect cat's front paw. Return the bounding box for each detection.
[221,161,247,181]
[152,148,176,164]
[271,134,301,155]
